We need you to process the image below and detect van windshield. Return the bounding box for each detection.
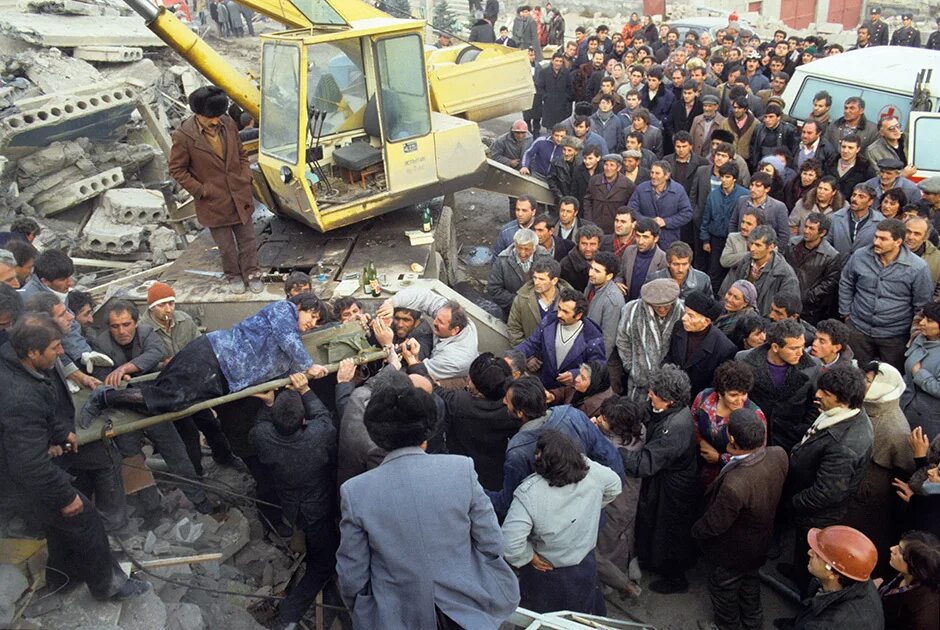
[790,77,914,130]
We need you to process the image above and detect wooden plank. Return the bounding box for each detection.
[135,100,173,158]
[72,257,139,270]
[88,261,174,297]
[139,553,222,569]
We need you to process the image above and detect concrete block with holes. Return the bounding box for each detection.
[31,167,125,216]
[74,46,145,63]
[0,80,139,150]
[80,202,146,254]
[99,188,168,224]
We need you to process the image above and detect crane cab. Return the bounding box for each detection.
[255,0,491,231]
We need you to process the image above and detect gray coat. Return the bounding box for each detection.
[650,267,712,299]
[840,245,933,338]
[719,251,800,316]
[827,208,886,257]
[91,323,166,375]
[585,280,625,358]
[337,448,520,629]
[488,246,551,317]
[487,130,534,167]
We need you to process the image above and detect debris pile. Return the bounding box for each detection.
[0,1,230,277]
[6,460,304,630]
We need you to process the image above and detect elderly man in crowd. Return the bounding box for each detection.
[488,228,548,320]
[616,277,683,399]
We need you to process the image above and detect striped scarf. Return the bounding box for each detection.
[621,300,683,399]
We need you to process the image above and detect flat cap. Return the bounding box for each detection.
[641,278,680,306]
[0,250,14,267]
[876,157,904,171]
[602,153,623,165]
[622,149,642,159]
[919,176,940,194]
[901,13,912,20]
[701,94,720,105]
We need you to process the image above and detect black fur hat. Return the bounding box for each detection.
[188,86,229,117]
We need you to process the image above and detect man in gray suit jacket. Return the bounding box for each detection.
[585,251,625,356]
[337,383,519,630]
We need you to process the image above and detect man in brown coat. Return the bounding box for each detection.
[169,86,261,293]
[581,153,635,233]
[692,408,788,630]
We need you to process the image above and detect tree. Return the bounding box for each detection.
[432,0,458,33]
[383,0,411,18]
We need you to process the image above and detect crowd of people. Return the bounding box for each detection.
[4,6,940,630]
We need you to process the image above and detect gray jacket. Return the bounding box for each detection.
[585,280,625,357]
[488,246,550,317]
[19,276,92,367]
[825,115,880,153]
[839,245,933,338]
[91,323,166,375]
[487,130,534,167]
[720,231,748,269]
[615,245,668,291]
[827,208,886,256]
[719,251,801,316]
[862,175,923,204]
[650,267,712,299]
[337,448,519,629]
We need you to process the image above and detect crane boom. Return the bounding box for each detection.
[123,0,261,120]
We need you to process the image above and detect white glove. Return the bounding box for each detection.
[81,351,114,373]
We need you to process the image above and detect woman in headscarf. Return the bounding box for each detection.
[757,156,787,203]
[714,279,758,337]
[844,361,916,576]
[546,359,615,417]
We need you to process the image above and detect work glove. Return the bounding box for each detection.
[81,351,114,373]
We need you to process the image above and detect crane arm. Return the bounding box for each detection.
[124,0,261,120]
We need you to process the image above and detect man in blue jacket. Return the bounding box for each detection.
[701,162,749,290]
[486,376,624,517]
[627,160,694,248]
[521,124,567,178]
[514,287,607,389]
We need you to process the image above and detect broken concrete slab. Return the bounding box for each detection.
[19,0,122,15]
[100,58,162,89]
[166,602,205,630]
[0,81,139,150]
[117,586,166,630]
[0,12,164,47]
[0,563,28,626]
[17,47,103,94]
[217,508,250,562]
[35,583,123,628]
[100,188,167,223]
[148,226,179,255]
[31,166,124,216]
[18,164,98,204]
[16,140,91,186]
[75,45,144,63]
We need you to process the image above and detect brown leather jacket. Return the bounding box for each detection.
[168,114,254,228]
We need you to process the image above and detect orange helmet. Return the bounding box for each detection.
[807,526,877,582]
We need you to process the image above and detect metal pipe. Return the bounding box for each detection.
[78,349,388,445]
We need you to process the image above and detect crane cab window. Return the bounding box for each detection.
[261,43,301,164]
[307,41,367,136]
[375,35,430,142]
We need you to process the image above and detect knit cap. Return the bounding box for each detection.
[147,282,176,308]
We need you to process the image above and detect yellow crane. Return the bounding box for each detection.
[124,0,552,231]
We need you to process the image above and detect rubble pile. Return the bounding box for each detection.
[5,462,302,630]
[0,0,226,278]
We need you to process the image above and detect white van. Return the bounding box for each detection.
[779,47,940,179]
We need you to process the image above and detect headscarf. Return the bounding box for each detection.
[730,280,758,309]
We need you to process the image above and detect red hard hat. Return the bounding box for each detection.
[807,526,878,582]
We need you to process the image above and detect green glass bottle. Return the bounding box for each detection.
[421,205,433,233]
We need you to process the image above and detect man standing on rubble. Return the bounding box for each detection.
[169,86,263,294]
